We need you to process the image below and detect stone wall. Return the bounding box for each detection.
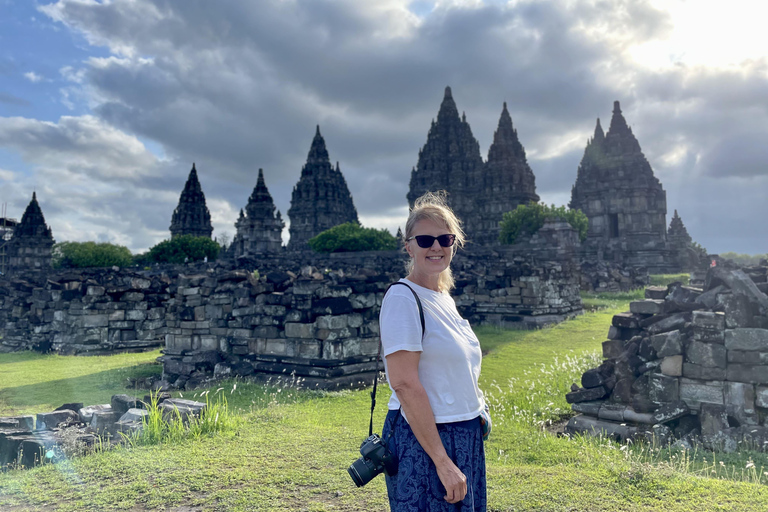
[0,236,583,388]
[565,264,768,451]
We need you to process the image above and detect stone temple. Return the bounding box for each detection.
[408,87,539,244]
[231,169,284,258]
[169,163,213,239]
[570,101,701,272]
[287,126,358,249]
[7,192,54,272]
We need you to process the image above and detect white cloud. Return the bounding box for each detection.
[23,71,43,82]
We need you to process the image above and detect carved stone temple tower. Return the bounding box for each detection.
[287,126,358,249]
[569,101,671,271]
[667,210,706,271]
[170,163,213,239]
[476,102,540,244]
[8,192,54,272]
[407,87,484,237]
[232,169,284,258]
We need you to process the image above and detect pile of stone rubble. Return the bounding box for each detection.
[0,394,205,470]
[565,264,768,452]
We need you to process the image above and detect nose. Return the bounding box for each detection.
[429,238,441,250]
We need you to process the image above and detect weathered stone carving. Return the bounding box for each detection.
[169,163,213,239]
[7,192,54,273]
[288,126,358,249]
[232,169,284,258]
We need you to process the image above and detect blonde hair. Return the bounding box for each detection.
[403,191,465,292]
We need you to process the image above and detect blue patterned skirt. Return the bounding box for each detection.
[382,409,487,512]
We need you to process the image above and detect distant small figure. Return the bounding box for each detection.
[184,256,189,263]
[711,259,717,268]
[204,256,208,263]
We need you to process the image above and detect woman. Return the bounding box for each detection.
[380,191,487,512]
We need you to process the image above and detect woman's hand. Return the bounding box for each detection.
[435,457,467,504]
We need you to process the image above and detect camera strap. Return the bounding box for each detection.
[370,281,425,437]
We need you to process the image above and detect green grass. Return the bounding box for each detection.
[0,350,162,416]
[4,282,768,510]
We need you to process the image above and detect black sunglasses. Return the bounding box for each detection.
[406,234,456,248]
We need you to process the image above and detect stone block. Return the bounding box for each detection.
[647,313,688,335]
[645,286,668,300]
[36,410,78,430]
[566,386,608,404]
[83,314,109,328]
[650,330,682,358]
[111,394,142,414]
[724,382,758,426]
[316,315,348,330]
[87,286,105,296]
[756,386,768,408]
[581,368,605,389]
[571,401,603,416]
[724,329,768,351]
[78,404,111,424]
[630,300,665,315]
[728,350,768,364]
[109,310,125,322]
[692,326,725,344]
[649,373,679,403]
[685,340,726,368]
[612,312,640,329]
[118,408,149,424]
[719,293,759,328]
[682,363,726,380]
[602,339,624,359]
[284,322,316,339]
[700,403,729,437]
[90,411,121,434]
[692,311,725,331]
[679,378,724,410]
[126,310,147,321]
[653,401,689,424]
[726,364,768,384]
[660,355,683,377]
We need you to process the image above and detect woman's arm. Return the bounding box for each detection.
[386,350,467,504]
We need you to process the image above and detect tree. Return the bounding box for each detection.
[52,241,134,269]
[146,235,220,264]
[498,203,589,245]
[308,222,398,253]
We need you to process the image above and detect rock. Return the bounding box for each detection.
[649,374,679,403]
[564,415,637,442]
[725,382,758,426]
[700,403,729,437]
[685,341,727,368]
[566,386,608,404]
[692,311,725,331]
[646,313,688,335]
[682,363,726,381]
[36,410,79,431]
[581,368,605,389]
[55,402,84,413]
[695,284,727,308]
[724,328,768,351]
[652,401,690,424]
[679,378,724,411]
[0,416,35,432]
[630,300,665,315]
[571,401,603,416]
[645,286,668,300]
[718,293,759,328]
[602,339,625,359]
[78,404,111,424]
[111,394,142,414]
[650,330,683,358]
[90,411,121,435]
[726,364,768,384]
[660,355,683,377]
[118,408,149,424]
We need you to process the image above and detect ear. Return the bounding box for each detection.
[404,240,414,258]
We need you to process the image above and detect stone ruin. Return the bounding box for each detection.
[231,168,284,258]
[286,126,359,250]
[407,87,539,246]
[0,394,206,471]
[6,192,54,274]
[170,163,214,239]
[570,102,706,273]
[565,263,768,451]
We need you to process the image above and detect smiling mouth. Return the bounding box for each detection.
[427,256,443,260]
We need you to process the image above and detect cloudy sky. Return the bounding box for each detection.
[1,0,767,254]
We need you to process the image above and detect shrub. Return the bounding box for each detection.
[52,241,133,269]
[146,235,220,264]
[308,222,398,253]
[498,203,589,245]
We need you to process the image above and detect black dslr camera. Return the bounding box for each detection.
[347,433,398,487]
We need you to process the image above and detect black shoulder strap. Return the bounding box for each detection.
[369,281,425,436]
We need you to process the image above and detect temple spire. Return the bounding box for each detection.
[593,118,605,142]
[233,168,284,257]
[169,163,213,238]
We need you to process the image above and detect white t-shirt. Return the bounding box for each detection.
[379,278,485,423]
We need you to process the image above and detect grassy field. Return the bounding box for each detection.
[2,284,768,511]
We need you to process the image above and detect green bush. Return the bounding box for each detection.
[52,241,133,269]
[308,222,397,253]
[498,203,589,245]
[146,235,220,264]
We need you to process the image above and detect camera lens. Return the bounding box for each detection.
[348,456,378,487]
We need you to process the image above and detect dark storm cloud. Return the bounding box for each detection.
[21,0,768,254]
